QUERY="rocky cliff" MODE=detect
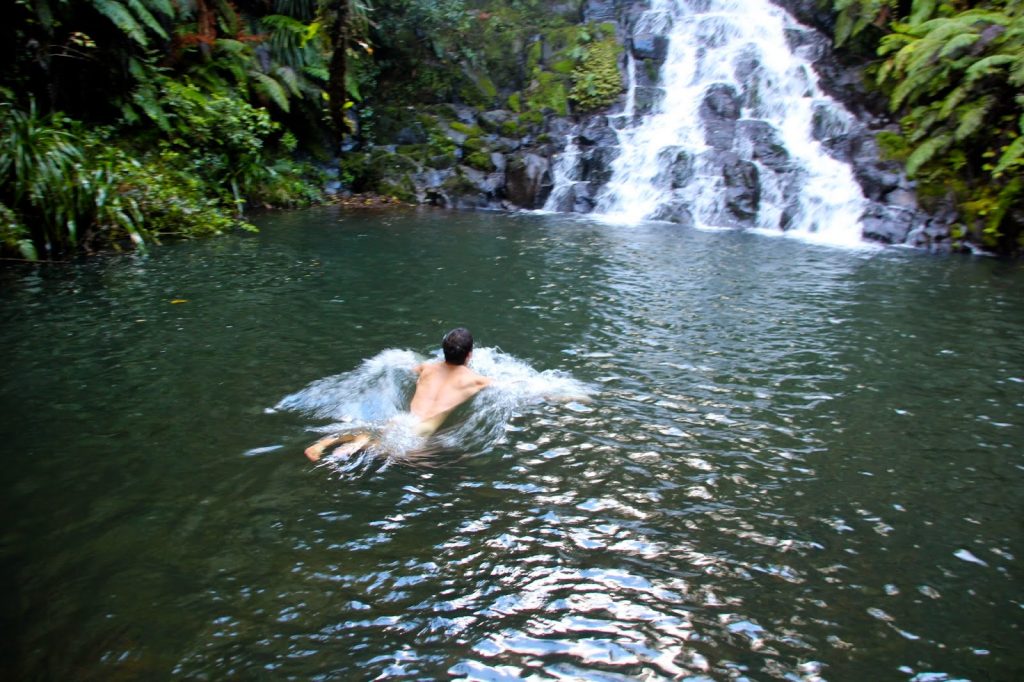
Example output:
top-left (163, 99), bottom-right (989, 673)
top-left (337, 0), bottom-right (953, 250)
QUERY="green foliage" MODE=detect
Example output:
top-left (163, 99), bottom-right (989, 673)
top-left (569, 38), bottom-right (623, 112)
top-left (91, 0), bottom-right (173, 47)
top-left (0, 101), bottom-right (148, 257)
top-left (464, 151), bottom-right (495, 171)
top-left (829, 0), bottom-right (1024, 251)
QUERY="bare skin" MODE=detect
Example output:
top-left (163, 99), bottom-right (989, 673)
top-left (304, 353), bottom-right (491, 462)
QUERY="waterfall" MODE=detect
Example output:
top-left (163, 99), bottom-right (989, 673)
top-left (547, 0), bottom-right (869, 247)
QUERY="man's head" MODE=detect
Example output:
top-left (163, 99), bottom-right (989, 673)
top-left (442, 327), bottom-right (474, 365)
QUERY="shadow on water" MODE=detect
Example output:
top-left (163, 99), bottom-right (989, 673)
top-left (0, 206), bottom-right (1021, 679)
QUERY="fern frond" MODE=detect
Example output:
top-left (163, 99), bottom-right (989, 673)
top-left (965, 54), bottom-right (1016, 82)
top-left (125, 0), bottom-right (169, 40)
top-left (938, 83), bottom-right (970, 118)
top-left (214, 38), bottom-right (249, 55)
top-left (93, 0), bottom-right (148, 46)
top-left (993, 136), bottom-right (1024, 175)
top-left (909, 0), bottom-right (938, 25)
top-left (955, 96), bottom-right (994, 140)
top-left (906, 132), bottom-right (952, 176)
top-left (146, 0), bottom-right (175, 17)
top-left (1009, 54), bottom-right (1024, 86)
top-left (303, 65), bottom-right (328, 81)
top-left (939, 32), bottom-right (979, 58)
top-left (251, 71), bottom-right (290, 111)
top-left (274, 65), bottom-right (301, 96)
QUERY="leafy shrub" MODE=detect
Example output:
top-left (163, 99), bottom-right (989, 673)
top-left (569, 38), bottom-right (623, 112)
top-left (829, 0), bottom-right (1024, 252)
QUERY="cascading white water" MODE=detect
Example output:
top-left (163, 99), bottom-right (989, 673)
top-left (551, 0), bottom-right (869, 247)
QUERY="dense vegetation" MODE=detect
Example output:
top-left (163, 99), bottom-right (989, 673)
top-left (828, 0), bottom-right (1024, 252)
top-left (3, 0), bottom-right (1020, 258)
top-left (1, 0), bottom-right (621, 261)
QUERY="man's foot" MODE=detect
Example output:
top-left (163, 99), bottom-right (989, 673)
top-left (305, 443), bottom-right (326, 462)
top-left (331, 434), bottom-right (371, 458)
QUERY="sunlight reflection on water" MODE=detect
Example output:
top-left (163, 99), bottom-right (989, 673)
top-left (0, 207), bottom-right (1021, 680)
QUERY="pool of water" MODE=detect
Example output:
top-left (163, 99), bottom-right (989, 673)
top-left (1, 207), bottom-right (1021, 680)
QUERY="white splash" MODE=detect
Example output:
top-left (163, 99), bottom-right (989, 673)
top-left (276, 348), bottom-right (592, 462)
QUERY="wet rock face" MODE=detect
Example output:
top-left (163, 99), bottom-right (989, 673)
top-left (656, 147), bottom-right (695, 189)
top-left (700, 83), bottom-right (741, 151)
top-left (631, 32), bottom-right (669, 61)
top-left (344, 0), bottom-right (954, 249)
top-left (737, 120), bottom-right (791, 172)
top-left (721, 153), bottom-right (761, 221)
top-left (505, 153), bottom-right (554, 209)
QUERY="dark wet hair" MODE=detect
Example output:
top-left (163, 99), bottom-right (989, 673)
top-left (442, 327), bottom-right (473, 365)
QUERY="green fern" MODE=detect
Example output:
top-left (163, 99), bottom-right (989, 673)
top-left (954, 96), bottom-right (995, 140)
top-left (906, 133), bottom-right (952, 176)
top-left (252, 71), bottom-right (291, 111)
top-left (94, 0), bottom-right (149, 46)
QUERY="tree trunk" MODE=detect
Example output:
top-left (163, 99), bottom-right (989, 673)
top-left (327, 0), bottom-right (349, 151)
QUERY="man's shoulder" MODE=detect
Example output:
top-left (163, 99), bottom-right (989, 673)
top-left (461, 367), bottom-right (491, 387)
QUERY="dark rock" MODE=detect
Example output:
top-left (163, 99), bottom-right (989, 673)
top-left (445, 103), bottom-right (480, 126)
top-left (570, 182), bottom-right (600, 213)
top-left (394, 125), bottom-right (427, 145)
top-left (737, 120), bottom-right (791, 171)
top-left (811, 102), bottom-right (857, 162)
top-left (860, 202), bottom-right (920, 244)
top-left (849, 134), bottom-right (902, 201)
top-left (700, 83), bottom-right (741, 151)
top-left (579, 146), bottom-right (620, 184)
top-left (576, 115), bottom-right (619, 147)
top-left (545, 116), bottom-right (575, 138)
top-left (504, 153), bottom-right (554, 209)
top-left (633, 86), bottom-right (666, 116)
top-left (650, 198), bottom-right (695, 226)
top-left (632, 32), bottom-right (669, 61)
top-left (479, 109), bottom-right (514, 135)
top-left (655, 146), bottom-right (694, 189)
top-left (784, 27), bottom-right (829, 64)
top-left (772, 0), bottom-right (835, 36)
top-left (721, 152), bottom-right (761, 220)
top-left (491, 152), bottom-right (507, 173)
top-left (546, 180), bottom-right (601, 213)
top-left (435, 166), bottom-right (505, 210)
top-left (583, 0), bottom-right (619, 22)
top-left (779, 199), bottom-right (802, 231)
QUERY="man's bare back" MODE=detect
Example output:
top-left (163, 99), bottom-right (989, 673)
top-left (409, 360), bottom-right (491, 434)
top-left (305, 328), bottom-right (490, 462)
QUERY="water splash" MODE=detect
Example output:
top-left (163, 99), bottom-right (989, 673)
top-left (275, 348), bottom-right (591, 466)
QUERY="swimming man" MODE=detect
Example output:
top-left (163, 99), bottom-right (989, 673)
top-left (304, 327), bottom-right (492, 461)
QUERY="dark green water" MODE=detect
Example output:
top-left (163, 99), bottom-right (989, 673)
top-left (1, 207), bottom-right (1021, 680)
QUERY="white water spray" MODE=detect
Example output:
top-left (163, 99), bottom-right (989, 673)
top-left (275, 348), bottom-right (591, 468)
top-left (550, 0), bottom-right (869, 247)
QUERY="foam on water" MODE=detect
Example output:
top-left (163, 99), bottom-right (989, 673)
top-left (275, 347), bottom-right (591, 465)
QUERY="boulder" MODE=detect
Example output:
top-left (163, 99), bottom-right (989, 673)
top-left (721, 152), bottom-right (761, 220)
top-left (583, 0), bottom-right (618, 22)
top-left (504, 153), bottom-right (554, 209)
top-left (699, 83), bottom-right (741, 151)
top-left (478, 109), bottom-right (514, 135)
top-left (576, 115), bottom-right (619, 147)
top-left (655, 146), bottom-right (694, 189)
top-left (633, 86), bottom-right (666, 116)
top-left (849, 134), bottom-right (902, 201)
top-left (650, 198), bottom-right (695, 226)
top-left (737, 120), bottom-right (791, 171)
top-left (632, 32), bottom-right (669, 61)
top-left (579, 146), bottom-right (620, 184)
top-left (860, 202), bottom-right (919, 244)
